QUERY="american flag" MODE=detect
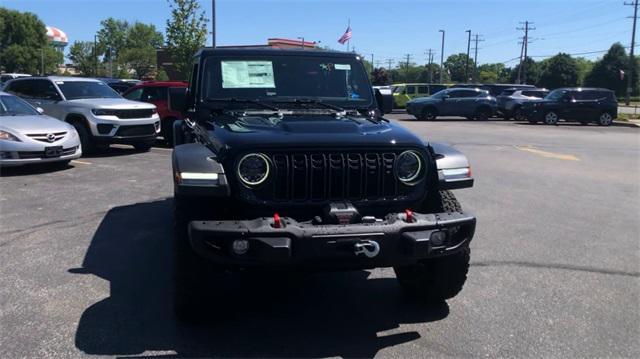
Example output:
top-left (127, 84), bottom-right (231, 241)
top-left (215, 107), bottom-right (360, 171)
top-left (338, 26), bottom-right (352, 44)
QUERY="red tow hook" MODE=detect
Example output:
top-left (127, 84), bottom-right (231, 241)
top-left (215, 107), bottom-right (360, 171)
top-left (273, 213), bottom-right (282, 228)
top-left (404, 209), bottom-right (414, 223)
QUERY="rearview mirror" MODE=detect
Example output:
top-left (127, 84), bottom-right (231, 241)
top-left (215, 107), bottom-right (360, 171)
top-left (168, 87), bottom-right (188, 113)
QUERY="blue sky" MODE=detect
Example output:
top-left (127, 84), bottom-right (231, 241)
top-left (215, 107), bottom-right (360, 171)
top-left (2, 0), bottom-right (634, 68)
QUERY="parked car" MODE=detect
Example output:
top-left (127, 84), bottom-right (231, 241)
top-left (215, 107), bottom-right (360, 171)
top-left (521, 88), bottom-right (618, 126)
top-left (95, 78), bottom-right (139, 94)
top-left (0, 91), bottom-right (81, 167)
top-left (166, 48), bottom-right (476, 320)
top-left (123, 81), bottom-right (188, 144)
top-left (392, 83), bottom-right (448, 108)
top-left (1, 73), bottom-right (32, 87)
top-left (497, 88), bottom-right (549, 120)
top-left (406, 87), bottom-right (498, 120)
top-left (4, 76), bottom-right (161, 153)
top-left (480, 83), bottom-right (536, 97)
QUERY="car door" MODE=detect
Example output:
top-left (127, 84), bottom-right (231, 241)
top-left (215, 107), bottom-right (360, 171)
top-left (562, 91), bottom-right (590, 120)
top-left (29, 79), bottom-right (65, 119)
top-left (439, 90), bottom-right (465, 115)
top-left (141, 87), bottom-right (167, 117)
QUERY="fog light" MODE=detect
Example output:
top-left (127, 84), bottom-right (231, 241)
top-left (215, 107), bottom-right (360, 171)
top-left (232, 239), bottom-right (249, 255)
top-left (430, 231), bottom-right (447, 246)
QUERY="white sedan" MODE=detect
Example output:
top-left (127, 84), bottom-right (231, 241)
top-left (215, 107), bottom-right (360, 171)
top-left (0, 91), bottom-right (81, 167)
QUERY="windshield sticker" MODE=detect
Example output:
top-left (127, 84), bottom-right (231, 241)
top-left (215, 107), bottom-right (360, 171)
top-left (55, 81), bottom-right (64, 85)
top-left (335, 64), bottom-right (351, 71)
top-left (221, 61), bottom-right (275, 88)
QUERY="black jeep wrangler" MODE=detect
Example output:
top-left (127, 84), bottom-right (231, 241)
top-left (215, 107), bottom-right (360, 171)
top-left (168, 48), bottom-right (476, 319)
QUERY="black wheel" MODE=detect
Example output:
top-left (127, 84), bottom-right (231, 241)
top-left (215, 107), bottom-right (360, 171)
top-left (133, 142), bottom-right (153, 152)
top-left (597, 111), bottom-right (613, 126)
top-left (162, 118), bottom-right (175, 147)
top-left (473, 107), bottom-right (490, 121)
top-left (396, 190), bottom-right (470, 302)
top-left (543, 111), bottom-right (559, 125)
top-left (501, 111), bottom-right (512, 120)
top-left (173, 194), bottom-right (223, 322)
top-left (422, 107), bottom-right (437, 120)
top-left (528, 118), bottom-right (538, 125)
top-left (71, 121), bottom-right (95, 155)
top-left (513, 107), bottom-right (526, 121)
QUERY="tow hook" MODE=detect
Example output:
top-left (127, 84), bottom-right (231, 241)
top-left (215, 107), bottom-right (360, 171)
top-left (354, 240), bottom-right (380, 258)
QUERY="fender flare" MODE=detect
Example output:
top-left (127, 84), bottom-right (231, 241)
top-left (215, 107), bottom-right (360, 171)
top-left (173, 142), bottom-right (230, 197)
top-left (428, 142), bottom-right (474, 190)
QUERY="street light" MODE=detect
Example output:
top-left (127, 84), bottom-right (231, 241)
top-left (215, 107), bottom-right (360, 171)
top-left (465, 30), bottom-right (471, 83)
top-left (439, 30), bottom-right (445, 84)
top-left (297, 36), bottom-right (305, 49)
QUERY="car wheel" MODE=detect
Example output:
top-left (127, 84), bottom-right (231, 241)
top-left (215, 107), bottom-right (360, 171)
top-left (579, 120), bottom-right (589, 126)
top-left (513, 107), bottom-right (526, 121)
top-left (598, 112), bottom-right (613, 126)
top-left (543, 111), bottom-right (559, 125)
top-left (71, 121), bottom-right (96, 155)
top-left (395, 190), bottom-right (470, 302)
top-left (422, 107), bottom-right (437, 120)
top-left (473, 107), bottom-right (490, 121)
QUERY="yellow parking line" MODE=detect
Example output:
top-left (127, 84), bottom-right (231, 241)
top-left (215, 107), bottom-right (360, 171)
top-left (515, 146), bottom-right (580, 161)
top-left (71, 159), bottom-right (92, 165)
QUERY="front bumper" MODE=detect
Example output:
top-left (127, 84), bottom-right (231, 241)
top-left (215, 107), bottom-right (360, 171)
top-left (188, 210), bottom-right (476, 269)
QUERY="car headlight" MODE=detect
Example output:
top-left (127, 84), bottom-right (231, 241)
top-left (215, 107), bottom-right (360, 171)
top-left (237, 153), bottom-right (270, 186)
top-left (395, 150), bottom-right (423, 184)
top-left (0, 130), bottom-right (20, 142)
top-left (91, 109), bottom-right (113, 116)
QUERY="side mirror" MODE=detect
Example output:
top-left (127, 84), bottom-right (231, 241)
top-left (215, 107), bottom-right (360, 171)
top-left (168, 87), bottom-right (188, 113)
top-left (36, 107), bottom-right (44, 114)
top-left (374, 88), bottom-right (393, 114)
top-left (442, 94), bottom-right (450, 101)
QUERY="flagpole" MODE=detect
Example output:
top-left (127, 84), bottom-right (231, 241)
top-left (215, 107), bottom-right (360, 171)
top-left (347, 18), bottom-right (350, 52)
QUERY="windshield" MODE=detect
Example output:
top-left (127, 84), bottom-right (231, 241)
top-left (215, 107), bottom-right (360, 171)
top-left (202, 55), bottom-right (373, 108)
top-left (431, 89), bottom-right (447, 99)
top-left (57, 81), bottom-right (121, 100)
top-left (393, 85), bottom-right (405, 94)
top-left (545, 89), bottom-right (566, 101)
top-left (0, 95), bottom-right (39, 116)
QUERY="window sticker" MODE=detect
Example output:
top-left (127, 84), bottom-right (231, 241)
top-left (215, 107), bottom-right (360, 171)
top-left (335, 64), bottom-right (351, 70)
top-left (221, 61), bottom-right (275, 88)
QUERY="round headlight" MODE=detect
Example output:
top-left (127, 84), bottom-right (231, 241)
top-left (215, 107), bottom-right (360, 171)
top-left (396, 150), bottom-right (422, 183)
top-left (237, 153), bottom-right (270, 186)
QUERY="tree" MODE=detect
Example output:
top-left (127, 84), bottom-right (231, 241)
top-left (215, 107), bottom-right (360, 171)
top-left (68, 41), bottom-right (98, 76)
top-left (165, 0), bottom-right (208, 79)
top-left (477, 63), bottom-right (509, 84)
top-left (509, 57), bottom-right (540, 85)
top-left (120, 22), bottom-right (163, 78)
top-left (370, 67), bottom-right (390, 85)
top-left (0, 8), bottom-right (62, 74)
top-left (585, 43), bottom-right (637, 97)
top-left (444, 53), bottom-right (475, 83)
top-left (574, 57), bottom-right (594, 86)
top-left (537, 53), bottom-right (579, 89)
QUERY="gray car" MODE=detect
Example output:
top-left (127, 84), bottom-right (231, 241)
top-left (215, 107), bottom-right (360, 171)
top-left (0, 91), bottom-right (81, 167)
top-left (496, 88), bottom-right (548, 120)
top-left (4, 76), bottom-right (160, 153)
top-left (406, 88), bottom-right (498, 120)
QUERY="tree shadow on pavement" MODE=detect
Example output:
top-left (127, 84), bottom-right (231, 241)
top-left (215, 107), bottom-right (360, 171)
top-left (72, 199), bottom-right (449, 358)
top-left (0, 162), bottom-right (74, 177)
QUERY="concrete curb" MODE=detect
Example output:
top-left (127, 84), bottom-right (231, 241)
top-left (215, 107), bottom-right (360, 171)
top-left (613, 120), bottom-right (640, 128)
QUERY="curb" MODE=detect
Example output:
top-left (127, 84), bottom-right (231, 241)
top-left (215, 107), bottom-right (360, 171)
top-left (613, 120), bottom-right (640, 128)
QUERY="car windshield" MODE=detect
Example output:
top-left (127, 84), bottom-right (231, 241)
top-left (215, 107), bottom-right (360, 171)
top-left (202, 54), bottom-right (373, 109)
top-left (57, 81), bottom-right (121, 100)
top-left (545, 89), bottom-right (566, 101)
top-left (0, 95), bottom-right (39, 116)
top-left (431, 89), bottom-right (447, 99)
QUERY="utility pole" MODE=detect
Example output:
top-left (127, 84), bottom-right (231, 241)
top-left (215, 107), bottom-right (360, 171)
top-left (41, 47), bottom-right (44, 75)
top-left (387, 58), bottom-right (393, 72)
top-left (211, 0), bottom-right (216, 47)
top-left (405, 54), bottom-right (412, 82)
top-left (625, 0), bottom-right (638, 105)
top-left (426, 49), bottom-right (434, 83)
top-left (517, 21), bottom-right (535, 84)
top-left (297, 36), bottom-right (305, 49)
top-left (465, 30), bottom-right (471, 83)
top-left (516, 38), bottom-right (525, 84)
top-left (94, 35), bottom-right (98, 76)
top-left (472, 34), bottom-right (484, 83)
top-left (371, 53), bottom-right (375, 74)
top-left (439, 30), bottom-right (445, 83)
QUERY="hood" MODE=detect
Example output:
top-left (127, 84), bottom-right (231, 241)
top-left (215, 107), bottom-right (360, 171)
top-left (66, 98), bottom-right (156, 109)
top-left (208, 114), bottom-right (425, 155)
top-left (0, 114), bottom-right (72, 134)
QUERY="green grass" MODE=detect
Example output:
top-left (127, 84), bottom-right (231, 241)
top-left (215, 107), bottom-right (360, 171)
top-left (617, 113), bottom-right (639, 121)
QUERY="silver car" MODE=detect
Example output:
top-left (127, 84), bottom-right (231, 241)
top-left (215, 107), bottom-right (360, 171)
top-left (0, 92), bottom-right (81, 167)
top-left (3, 76), bottom-right (160, 153)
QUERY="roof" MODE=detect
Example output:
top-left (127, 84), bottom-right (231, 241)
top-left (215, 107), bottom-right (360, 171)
top-left (134, 81), bottom-right (189, 88)
top-left (34, 76), bottom-right (102, 82)
top-left (195, 47), bottom-right (359, 58)
top-left (555, 87), bottom-right (614, 92)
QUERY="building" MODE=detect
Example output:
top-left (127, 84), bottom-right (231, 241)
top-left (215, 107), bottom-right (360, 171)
top-left (157, 38), bottom-right (319, 80)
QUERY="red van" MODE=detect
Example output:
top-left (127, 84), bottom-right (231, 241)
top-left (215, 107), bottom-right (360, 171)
top-left (123, 81), bottom-right (188, 145)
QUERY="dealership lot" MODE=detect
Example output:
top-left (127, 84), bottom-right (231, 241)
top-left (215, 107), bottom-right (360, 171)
top-left (1, 116), bottom-right (639, 358)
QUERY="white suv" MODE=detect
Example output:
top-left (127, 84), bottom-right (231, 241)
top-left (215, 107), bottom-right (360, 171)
top-left (4, 76), bottom-right (160, 153)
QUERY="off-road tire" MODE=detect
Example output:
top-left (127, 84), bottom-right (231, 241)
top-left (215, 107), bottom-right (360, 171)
top-left (71, 121), bottom-right (96, 155)
top-left (395, 190), bottom-right (470, 302)
top-left (173, 194), bottom-right (223, 322)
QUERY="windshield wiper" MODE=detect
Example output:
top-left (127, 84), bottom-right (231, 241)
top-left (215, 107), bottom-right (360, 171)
top-left (205, 97), bottom-right (280, 111)
top-left (273, 98), bottom-right (346, 113)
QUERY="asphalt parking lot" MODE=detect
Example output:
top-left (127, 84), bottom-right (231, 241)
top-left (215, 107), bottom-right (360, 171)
top-left (1, 115), bottom-right (639, 358)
